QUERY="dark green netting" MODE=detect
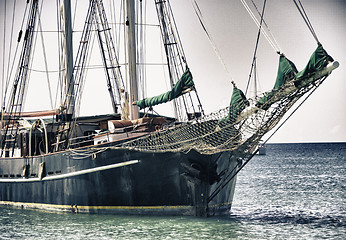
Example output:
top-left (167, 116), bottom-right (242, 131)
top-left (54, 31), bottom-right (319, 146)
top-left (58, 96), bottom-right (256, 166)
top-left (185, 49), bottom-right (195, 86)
top-left (135, 68), bottom-right (194, 109)
top-left (294, 44), bottom-right (334, 87)
top-left (256, 55), bottom-right (297, 109)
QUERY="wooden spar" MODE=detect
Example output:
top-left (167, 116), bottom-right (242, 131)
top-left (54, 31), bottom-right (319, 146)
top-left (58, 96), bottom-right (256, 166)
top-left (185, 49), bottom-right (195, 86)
top-left (126, 0), bottom-right (139, 120)
top-left (0, 110), bottom-right (58, 118)
top-left (63, 0), bottom-right (75, 117)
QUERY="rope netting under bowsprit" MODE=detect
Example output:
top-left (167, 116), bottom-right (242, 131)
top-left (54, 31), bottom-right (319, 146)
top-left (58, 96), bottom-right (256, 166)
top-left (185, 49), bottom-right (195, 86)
top-left (117, 107), bottom-right (260, 155)
top-left (116, 72), bottom-right (327, 155)
top-left (67, 72), bottom-right (328, 160)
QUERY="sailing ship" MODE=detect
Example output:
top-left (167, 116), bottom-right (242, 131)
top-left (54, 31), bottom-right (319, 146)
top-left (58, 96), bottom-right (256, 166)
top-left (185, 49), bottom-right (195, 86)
top-left (0, 0), bottom-right (339, 216)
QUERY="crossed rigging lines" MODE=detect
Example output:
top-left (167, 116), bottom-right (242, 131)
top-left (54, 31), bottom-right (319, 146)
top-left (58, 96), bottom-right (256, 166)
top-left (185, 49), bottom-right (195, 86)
top-left (0, 0), bottom-right (204, 154)
top-left (0, 0), bottom-right (39, 157)
top-left (0, 0), bottom-right (322, 156)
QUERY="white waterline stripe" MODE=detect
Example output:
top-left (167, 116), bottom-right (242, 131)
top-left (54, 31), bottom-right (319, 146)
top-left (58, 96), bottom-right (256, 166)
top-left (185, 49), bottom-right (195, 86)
top-left (0, 160), bottom-right (139, 183)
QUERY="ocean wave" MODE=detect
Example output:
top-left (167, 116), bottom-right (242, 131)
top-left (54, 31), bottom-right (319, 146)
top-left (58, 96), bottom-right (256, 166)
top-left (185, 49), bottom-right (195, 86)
top-left (230, 208), bottom-right (345, 227)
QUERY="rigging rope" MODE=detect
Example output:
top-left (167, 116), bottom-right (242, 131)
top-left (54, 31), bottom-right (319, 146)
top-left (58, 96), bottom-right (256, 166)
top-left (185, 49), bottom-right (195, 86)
top-left (37, 3), bottom-right (54, 110)
top-left (20, 0), bottom-right (42, 112)
top-left (1, 0), bottom-right (40, 156)
top-left (72, 0), bottom-right (78, 30)
top-left (250, 0), bottom-right (281, 54)
top-left (119, 70), bottom-right (329, 155)
top-left (240, 0), bottom-right (281, 53)
top-left (293, 0), bottom-right (320, 43)
top-left (208, 75), bottom-right (329, 202)
top-left (190, 0), bottom-right (234, 84)
top-left (1, 0), bottom-right (7, 112)
top-left (263, 77), bottom-right (326, 146)
top-left (5, 0), bottom-right (17, 96)
top-left (56, 0), bottom-right (64, 111)
top-left (245, 0), bottom-right (267, 96)
top-left (2, 0), bottom-right (30, 110)
top-left (137, 0), bottom-right (147, 101)
top-left (154, 0), bottom-right (203, 121)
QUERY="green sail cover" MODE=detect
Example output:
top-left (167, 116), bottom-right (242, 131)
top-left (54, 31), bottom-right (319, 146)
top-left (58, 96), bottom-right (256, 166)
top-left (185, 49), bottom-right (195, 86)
top-left (229, 87), bottom-right (249, 120)
top-left (135, 68), bottom-right (194, 109)
top-left (256, 55), bottom-right (298, 109)
top-left (219, 86), bottom-right (249, 127)
top-left (273, 55), bottom-right (298, 89)
top-left (294, 44), bottom-right (333, 86)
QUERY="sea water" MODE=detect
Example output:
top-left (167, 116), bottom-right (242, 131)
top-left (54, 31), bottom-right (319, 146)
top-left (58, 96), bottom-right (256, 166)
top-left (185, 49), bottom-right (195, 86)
top-left (0, 143), bottom-right (345, 239)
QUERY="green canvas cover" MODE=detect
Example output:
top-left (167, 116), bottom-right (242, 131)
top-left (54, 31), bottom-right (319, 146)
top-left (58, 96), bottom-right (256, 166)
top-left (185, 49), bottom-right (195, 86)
top-left (256, 55), bottom-right (297, 109)
top-left (273, 55), bottom-right (298, 89)
top-left (218, 86), bottom-right (249, 127)
top-left (229, 87), bottom-right (250, 120)
top-left (135, 68), bottom-right (194, 109)
top-left (294, 44), bottom-right (334, 84)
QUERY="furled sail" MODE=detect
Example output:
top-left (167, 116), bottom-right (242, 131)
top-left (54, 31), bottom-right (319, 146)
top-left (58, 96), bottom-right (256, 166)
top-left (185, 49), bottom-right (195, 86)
top-left (294, 44), bottom-right (334, 87)
top-left (135, 68), bottom-right (194, 109)
top-left (218, 85), bottom-right (249, 127)
top-left (256, 54), bottom-right (298, 110)
top-left (229, 86), bottom-right (250, 121)
top-left (256, 44), bottom-right (333, 110)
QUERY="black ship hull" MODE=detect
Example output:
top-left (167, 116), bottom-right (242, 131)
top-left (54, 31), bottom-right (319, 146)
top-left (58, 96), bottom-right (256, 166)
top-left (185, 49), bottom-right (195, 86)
top-left (0, 143), bottom-right (238, 216)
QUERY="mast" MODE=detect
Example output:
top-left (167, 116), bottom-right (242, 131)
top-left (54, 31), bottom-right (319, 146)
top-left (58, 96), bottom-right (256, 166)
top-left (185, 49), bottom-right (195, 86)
top-left (63, 0), bottom-right (75, 118)
top-left (126, 0), bottom-right (139, 120)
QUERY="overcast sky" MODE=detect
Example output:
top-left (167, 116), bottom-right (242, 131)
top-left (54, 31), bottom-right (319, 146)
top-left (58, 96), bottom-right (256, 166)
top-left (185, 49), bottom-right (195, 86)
top-left (0, 0), bottom-right (345, 143)
top-left (171, 0), bottom-right (346, 143)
